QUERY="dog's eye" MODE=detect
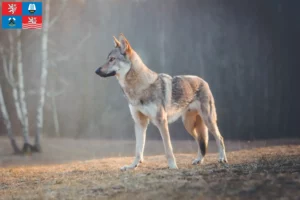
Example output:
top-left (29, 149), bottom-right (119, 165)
top-left (109, 57), bottom-right (115, 62)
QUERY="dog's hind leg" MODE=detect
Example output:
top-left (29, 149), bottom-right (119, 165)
top-left (182, 110), bottom-right (208, 165)
top-left (121, 105), bottom-right (149, 171)
top-left (199, 100), bottom-right (227, 163)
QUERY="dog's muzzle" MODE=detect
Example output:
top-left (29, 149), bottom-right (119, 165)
top-left (95, 67), bottom-right (116, 77)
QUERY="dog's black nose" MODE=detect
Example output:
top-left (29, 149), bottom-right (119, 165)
top-left (95, 67), bottom-right (107, 77)
top-left (95, 67), bottom-right (116, 77)
top-left (95, 68), bottom-right (101, 75)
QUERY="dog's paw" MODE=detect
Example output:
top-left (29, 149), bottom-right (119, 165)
top-left (218, 158), bottom-right (228, 164)
top-left (168, 165), bottom-right (178, 169)
top-left (192, 158), bottom-right (204, 165)
top-left (168, 162), bottom-right (178, 170)
top-left (120, 165), bottom-right (137, 171)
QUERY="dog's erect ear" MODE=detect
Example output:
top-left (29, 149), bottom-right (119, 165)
top-left (113, 36), bottom-right (121, 48)
top-left (118, 33), bottom-right (131, 54)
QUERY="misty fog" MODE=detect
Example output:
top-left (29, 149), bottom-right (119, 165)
top-left (0, 0), bottom-right (299, 144)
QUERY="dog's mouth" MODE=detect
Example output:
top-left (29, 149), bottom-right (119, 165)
top-left (95, 68), bottom-right (116, 77)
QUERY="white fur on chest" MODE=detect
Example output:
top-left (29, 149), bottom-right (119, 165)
top-left (136, 103), bottom-right (158, 119)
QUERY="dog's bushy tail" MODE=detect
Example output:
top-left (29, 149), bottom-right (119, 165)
top-left (199, 131), bottom-right (208, 156)
top-left (195, 115), bottom-right (209, 156)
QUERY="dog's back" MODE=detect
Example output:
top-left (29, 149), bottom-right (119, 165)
top-left (157, 74), bottom-right (216, 124)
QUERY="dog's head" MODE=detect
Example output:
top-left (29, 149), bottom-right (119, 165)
top-left (95, 34), bottom-right (132, 78)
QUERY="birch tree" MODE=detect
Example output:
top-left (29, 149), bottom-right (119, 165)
top-left (34, 0), bottom-right (51, 151)
top-left (46, 73), bottom-right (69, 137)
top-left (0, 32), bottom-right (31, 153)
top-left (35, 0), bottom-right (90, 149)
top-left (0, 85), bottom-right (21, 153)
top-left (0, 34), bottom-right (23, 128)
top-left (35, 0), bottom-right (70, 150)
top-left (16, 30), bottom-right (32, 153)
top-left (0, 43), bottom-right (21, 154)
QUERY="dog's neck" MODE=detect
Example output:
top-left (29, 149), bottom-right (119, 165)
top-left (117, 50), bottom-right (158, 91)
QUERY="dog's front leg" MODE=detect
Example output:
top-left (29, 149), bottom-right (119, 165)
top-left (121, 106), bottom-right (149, 171)
top-left (153, 109), bottom-right (178, 169)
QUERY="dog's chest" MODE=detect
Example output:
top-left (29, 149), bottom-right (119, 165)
top-left (121, 87), bottom-right (159, 118)
top-left (121, 87), bottom-right (142, 106)
top-left (137, 103), bottom-right (159, 118)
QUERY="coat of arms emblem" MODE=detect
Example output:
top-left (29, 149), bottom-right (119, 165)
top-left (28, 3), bottom-right (36, 14)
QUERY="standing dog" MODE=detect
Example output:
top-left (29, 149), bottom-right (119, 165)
top-left (95, 34), bottom-right (227, 171)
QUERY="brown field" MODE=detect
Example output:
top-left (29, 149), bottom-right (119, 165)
top-left (0, 137), bottom-right (300, 200)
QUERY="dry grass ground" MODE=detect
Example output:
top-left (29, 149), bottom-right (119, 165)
top-left (0, 138), bottom-right (300, 200)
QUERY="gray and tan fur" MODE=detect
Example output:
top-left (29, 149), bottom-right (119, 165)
top-left (95, 34), bottom-right (227, 170)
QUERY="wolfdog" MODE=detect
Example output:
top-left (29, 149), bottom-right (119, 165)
top-left (95, 34), bottom-right (227, 171)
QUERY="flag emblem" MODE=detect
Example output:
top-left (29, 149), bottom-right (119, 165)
top-left (28, 3), bottom-right (36, 14)
top-left (8, 17), bottom-right (16, 26)
top-left (2, 16), bottom-right (22, 29)
top-left (22, 16), bottom-right (42, 29)
top-left (2, 2), bottom-right (22, 16)
top-left (22, 2), bottom-right (42, 16)
top-left (2, 1), bottom-right (42, 30)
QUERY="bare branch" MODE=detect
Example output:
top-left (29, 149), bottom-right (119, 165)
top-left (46, 88), bottom-right (65, 98)
top-left (46, 76), bottom-right (69, 97)
top-left (55, 27), bottom-right (92, 62)
top-left (49, 60), bottom-right (58, 68)
top-left (48, 0), bottom-right (68, 29)
top-left (59, 76), bottom-right (70, 87)
top-left (28, 75), bottom-right (69, 97)
top-left (48, 46), bottom-right (64, 57)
